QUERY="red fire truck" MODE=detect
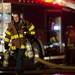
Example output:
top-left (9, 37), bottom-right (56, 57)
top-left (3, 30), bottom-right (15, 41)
top-left (0, 0), bottom-right (75, 72)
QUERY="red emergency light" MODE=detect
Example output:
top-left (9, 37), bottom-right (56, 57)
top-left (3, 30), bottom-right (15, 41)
top-left (42, 0), bottom-right (64, 7)
top-left (3, 0), bottom-right (64, 8)
top-left (43, 0), bottom-right (54, 3)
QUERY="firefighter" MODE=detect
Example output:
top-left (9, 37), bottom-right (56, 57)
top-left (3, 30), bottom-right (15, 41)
top-left (49, 31), bottom-right (59, 45)
top-left (65, 25), bottom-right (75, 65)
top-left (3, 12), bottom-right (35, 75)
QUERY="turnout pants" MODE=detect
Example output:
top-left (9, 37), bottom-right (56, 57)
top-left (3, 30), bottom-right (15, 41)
top-left (15, 48), bottom-right (25, 74)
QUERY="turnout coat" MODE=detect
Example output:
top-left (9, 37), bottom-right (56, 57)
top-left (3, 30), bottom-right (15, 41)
top-left (4, 20), bottom-right (35, 50)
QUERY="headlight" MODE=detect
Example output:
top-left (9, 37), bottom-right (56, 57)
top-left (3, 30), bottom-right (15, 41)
top-left (0, 53), bottom-right (4, 61)
top-left (0, 56), bottom-right (2, 60)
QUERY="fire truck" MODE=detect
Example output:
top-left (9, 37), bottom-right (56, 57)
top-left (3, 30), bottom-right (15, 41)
top-left (0, 0), bottom-right (75, 71)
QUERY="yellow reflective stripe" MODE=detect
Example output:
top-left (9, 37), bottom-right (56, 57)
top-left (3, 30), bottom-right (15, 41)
top-left (11, 34), bottom-right (24, 40)
top-left (4, 38), bottom-right (10, 42)
top-left (19, 34), bottom-right (24, 38)
top-left (11, 36), bottom-right (14, 40)
top-left (10, 46), bottom-right (16, 50)
top-left (8, 43), bottom-right (12, 47)
top-left (14, 34), bottom-right (19, 39)
top-left (29, 24), bottom-right (35, 31)
top-left (21, 45), bottom-right (26, 49)
top-left (12, 46), bottom-right (16, 50)
top-left (30, 31), bottom-right (35, 35)
top-left (11, 34), bottom-right (18, 40)
top-left (6, 31), bottom-right (11, 35)
top-left (10, 45), bottom-right (26, 50)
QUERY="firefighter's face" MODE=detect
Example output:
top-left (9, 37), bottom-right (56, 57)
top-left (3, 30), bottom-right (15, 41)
top-left (13, 14), bottom-right (20, 23)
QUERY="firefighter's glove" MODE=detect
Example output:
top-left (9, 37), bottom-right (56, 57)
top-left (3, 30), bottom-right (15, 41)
top-left (25, 50), bottom-right (34, 59)
top-left (3, 60), bottom-right (8, 67)
top-left (10, 50), bottom-right (14, 56)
